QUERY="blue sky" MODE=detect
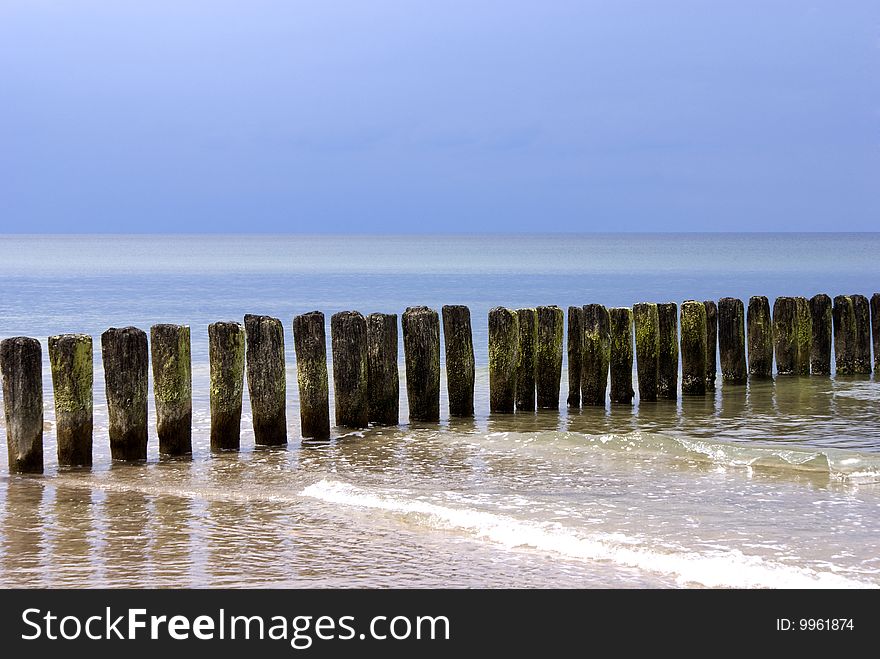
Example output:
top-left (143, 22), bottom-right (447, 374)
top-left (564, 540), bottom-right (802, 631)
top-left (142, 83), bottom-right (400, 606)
top-left (1, 1), bottom-right (877, 233)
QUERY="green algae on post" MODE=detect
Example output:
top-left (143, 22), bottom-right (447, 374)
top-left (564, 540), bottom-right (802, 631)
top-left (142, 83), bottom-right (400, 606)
top-left (366, 312), bottom-right (399, 426)
top-left (581, 304), bottom-right (610, 406)
top-left (851, 294), bottom-right (872, 374)
top-left (331, 311), bottom-right (369, 429)
top-left (680, 301), bottom-right (707, 395)
top-left (872, 293), bottom-right (880, 374)
top-left (747, 296), bottom-right (773, 378)
top-left (441, 305), bottom-right (474, 418)
top-left (402, 306), bottom-right (441, 423)
top-left (809, 294), bottom-right (832, 376)
top-left (536, 305), bottom-right (564, 409)
top-left (515, 308), bottom-right (537, 412)
top-left (633, 302), bottom-right (659, 402)
top-left (718, 298), bottom-right (746, 384)
top-left (150, 324), bottom-right (192, 456)
top-left (772, 297), bottom-right (798, 376)
top-left (208, 321), bottom-right (245, 451)
top-left (101, 326), bottom-right (149, 461)
top-left (488, 307), bottom-right (518, 413)
top-left (1, 337), bottom-right (43, 473)
top-left (794, 297), bottom-right (812, 376)
top-left (703, 300), bottom-right (717, 391)
top-left (656, 302), bottom-right (678, 399)
top-left (609, 307), bottom-right (634, 404)
top-left (293, 311), bottom-right (331, 438)
top-left (244, 314), bottom-right (287, 445)
top-left (48, 333), bottom-right (93, 466)
top-left (566, 306), bottom-right (582, 408)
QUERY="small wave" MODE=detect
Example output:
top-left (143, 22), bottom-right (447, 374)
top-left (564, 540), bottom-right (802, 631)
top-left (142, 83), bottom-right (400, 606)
top-left (301, 479), bottom-right (876, 589)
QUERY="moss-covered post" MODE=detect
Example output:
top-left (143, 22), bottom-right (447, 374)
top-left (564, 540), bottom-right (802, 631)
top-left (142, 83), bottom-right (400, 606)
top-left (657, 302), bottom-right (678, 399)
top-left (489, 307), bottom-right (518, 413)
top-left (566, 306), bottom-right (583, 408)
top-left (208, 321), bottom-right (245, 451)
top-left (366, 312), bottom-right (399, 426)
top-left (515, 308), bottom-right (537, 412)
top-left (244, 314), bottom-right (287, 446)
top-left (101, 327), bottom-right (148, 461)
top-left (1, 337), bottom-right (43, 473)
top-left (48, 333), bottom-right (92, 466)
top-left (402, 306), bottom-right (441, 422)
top-left (293, 311), bottom-right (331, 438)
top-left (581, 304), bottom-right (610, 406)
top-left (718, 298), bottom-right (746, 384)
top-left (872, 293), bottom-right (880, 374)
top-left (772, 297), bottom-right (798, 376)
top-left (441, 305), bottom-right (474, 418)
top-left (150, 324), bottom-right (192, 456)
top-left (609, 307), bottom-right (634, 404)
top-left (633, 303), bottom-right (659, 401)
top-left (833, 295), bottom-right (856, 375)
top-left (536, 305), bottom-right (564, 409)
top-left (747, 296), bottom-right (773, 378)
top-left (703, 300), bottom-right (717, 391)
top-left (794, 297), bottom-right (812, 376)
top-left (809, 294), bottom-right (832, 376)
top-left (852, 294), bottom-right (873, 374)
top-left (680, 301), bottom-right (707, 395)
top-left (331, 311), bottom-right (369, 428)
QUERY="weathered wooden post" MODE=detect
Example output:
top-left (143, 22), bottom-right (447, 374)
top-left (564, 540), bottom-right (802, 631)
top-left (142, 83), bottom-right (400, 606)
top-left (657, 302), bottom-right (678, 399)
top-left (609, 307), bottom-right (634, 404)
top-left (515, 308), bottom-right (537, 412)
top-left (402, 306), bottom-right (441, 422)
top-left (441, 305), bottom-right (474, 418)
top-left (809, 294), bottom-right (832, 376)
top-left (293, 311), bottom-right (331, 438)
top-left (536, 305), bottom-right (564, 409)
top-left (703, 300), bottom-right (717, 391)
top-left (48, 333), bottom-right (92, 466)
top-left (833, 295), bottom-right (856, 375)
top-left (150, 324), bottom-right (192, 456)
top-left (794, 297), bottom-right (812, 376)
top-left (208, 321), bottom-right (245, 451)
top-left (747, 296), bottom-right (773, 378)
top-left (852, 294), bottom-right (873, 374)
top-left (366, 312), bottom-right (399, 425)
top-left (1, 337), bottom-right (43, 473)
top-left (101, 327), bottom-right (148, 461)
top-left (244, 314), bottom-right (287, 445)
top-left (489, 307), bottom-right (518, 413)
top-left (566, 306), bottom-right (583, 408)
top-left (772, 297), bottom-right (798, 376)
top-left (633, 303), bottom-right (659, 401)
top-left (331, 311), bottom-right (369, 428)
top-left (581, 304), bottom-right (610, 406)
top-left (718, 297), bottom-right (746, 384)
top-left (680, 301), bottom-right (707, 395)
top-left (872, 293), bottom-right (880, 374)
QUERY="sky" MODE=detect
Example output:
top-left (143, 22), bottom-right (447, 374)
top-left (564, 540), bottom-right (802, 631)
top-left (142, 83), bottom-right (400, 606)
top-left (0, 1), bottom-right (877, 233)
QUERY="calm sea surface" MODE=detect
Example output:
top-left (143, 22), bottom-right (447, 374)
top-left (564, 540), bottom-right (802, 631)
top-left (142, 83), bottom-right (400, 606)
top-left (1, 234), bottom-right (879, 588)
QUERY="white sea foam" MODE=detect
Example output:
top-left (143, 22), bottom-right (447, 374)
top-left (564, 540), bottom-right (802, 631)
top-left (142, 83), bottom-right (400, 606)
top-left (301, 479), bottom-right (877, 589)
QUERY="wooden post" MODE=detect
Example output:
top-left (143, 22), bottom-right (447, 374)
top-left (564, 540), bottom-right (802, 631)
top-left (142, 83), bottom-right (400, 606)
top-left (101, 327), bottom-right (148, 461)
top-left (747, 296), bottom-right (773, 378)
top-left (244, 314), bottom-right (287, 445)
top-left (852, 294), bottom-right (872, 374)
top-left (633, 302), bottom-right (659, 402)
top-left (657, 302), bottom-right (678, 399)
top-left (872, 293), bottom-right (880, 374)
top-left (1, 337), bottom-right (43, 473)
top-left (718, 298), bottom-right (746, 384)
top-left (366, 312), bottom-right (399, 426)
top-left (48, 333), bottom-right (92, 466)
top-left (772, 297), bottom-right (798, 376)
top-left (794, 296), bottom-right (812, 376)
top-left (680, 301), bottom-right (707, 395)
top-left (581, 304), bottom-right (610, 406)
top-left (609, 307), bottom-right (634, 404)
top-left (703, 300), bottom-right (717, 391)
top-left (536, 305), bottom-right (564, 409)
top-left (566, 306), bottom-right (582, 408)
top-left (441, 305), bottom-right (474, 418)
top-left (402, 306), bottom-right (441, 422)
top-left (809, 294), bottom-right (832, 376)
top-left (515, 308), bottom-right (537, 412)
top-left (293, 311), bottom-right (331, 438)
top-left (150, 324), bottom-right (192, 456)
top-left (331, 311), bottom-right (369, 428)
top-left (208, 321), bottom-right (245, 451)
top-left (833, 295), bottom-right (857, 375)
top-left (488, 307), bottom-right (518, 413)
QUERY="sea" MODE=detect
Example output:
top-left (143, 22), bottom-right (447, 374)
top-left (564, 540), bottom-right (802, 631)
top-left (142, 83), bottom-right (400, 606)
top-left (0, 233), bottom-right (878, 588)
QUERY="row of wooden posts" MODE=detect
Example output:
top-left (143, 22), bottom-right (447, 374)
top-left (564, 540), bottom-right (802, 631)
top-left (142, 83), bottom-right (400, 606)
top-left (2, 294), bottom-right (879, 473)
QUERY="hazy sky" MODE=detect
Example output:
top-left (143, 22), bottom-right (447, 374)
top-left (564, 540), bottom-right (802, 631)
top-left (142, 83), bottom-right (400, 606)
top-left (1, 1), bottom-right (877, 232)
